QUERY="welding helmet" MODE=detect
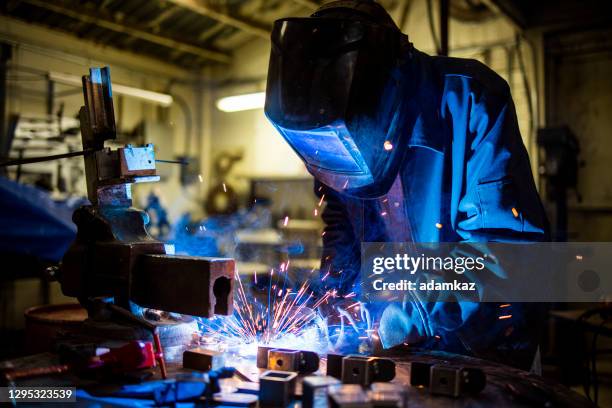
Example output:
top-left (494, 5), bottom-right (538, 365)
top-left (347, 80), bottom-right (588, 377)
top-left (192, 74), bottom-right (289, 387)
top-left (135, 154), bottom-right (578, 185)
top-left (265, 0), bottom-right (416, 198)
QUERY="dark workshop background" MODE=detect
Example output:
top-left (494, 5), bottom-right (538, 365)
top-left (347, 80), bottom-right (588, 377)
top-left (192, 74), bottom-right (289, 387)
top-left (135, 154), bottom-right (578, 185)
top-left (0, 0), bottom-right (611, 404)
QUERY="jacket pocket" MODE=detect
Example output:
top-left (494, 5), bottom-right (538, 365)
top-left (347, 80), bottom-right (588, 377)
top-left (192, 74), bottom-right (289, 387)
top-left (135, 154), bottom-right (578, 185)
top-left (476, 177), bottom-right (524, 232)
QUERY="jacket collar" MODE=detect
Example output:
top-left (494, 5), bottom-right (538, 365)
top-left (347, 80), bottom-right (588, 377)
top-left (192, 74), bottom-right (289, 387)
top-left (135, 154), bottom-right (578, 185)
top-left (406, 51), bottom-right (445, 153)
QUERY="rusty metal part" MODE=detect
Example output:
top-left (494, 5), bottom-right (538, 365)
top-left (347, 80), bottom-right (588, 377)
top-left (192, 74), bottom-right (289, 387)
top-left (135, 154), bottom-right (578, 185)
top-left (341, 355), bottom-right (396, 386)
top-left (257, 346), bottom-right (273, 369)
top-left (258, 370), bottom-right (297, 407)
top-left (267, 349), bottom-right (299, 372)
top-left (3, 365), bottom-right (70, 382)
top-left (79, 68), bottom-right (158, 206)
top-left (183, 348), bottom-right (226, 372)
top-left (132, 255), bottom-right (234, 317)
top-left (266, 348), bottom-right (320, 374)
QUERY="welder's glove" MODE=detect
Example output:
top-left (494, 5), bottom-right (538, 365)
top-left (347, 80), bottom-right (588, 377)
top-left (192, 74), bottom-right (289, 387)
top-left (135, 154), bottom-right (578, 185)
top-left (378, 302), bottom-right (428, 348)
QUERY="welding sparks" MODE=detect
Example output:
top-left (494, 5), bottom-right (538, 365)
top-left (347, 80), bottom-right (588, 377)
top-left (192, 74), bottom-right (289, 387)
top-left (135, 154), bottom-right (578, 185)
top-left (197, 262), bottom-right (333, 353)
top-left (318, 194), bottom-right (325, 207)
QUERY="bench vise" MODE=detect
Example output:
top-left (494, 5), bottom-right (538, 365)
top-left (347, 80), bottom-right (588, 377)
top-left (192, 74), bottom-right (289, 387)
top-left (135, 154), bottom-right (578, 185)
top-left (55, 67), bottom-right (234, 318)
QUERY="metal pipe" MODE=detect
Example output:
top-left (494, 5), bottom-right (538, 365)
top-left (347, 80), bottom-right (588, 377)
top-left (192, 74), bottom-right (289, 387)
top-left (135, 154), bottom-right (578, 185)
top-left (46, 77), bottom-right (54, 116)
top-left (0, 42), bottom-right (10, 166)
top-left (0, 148), bottom-right (94, 167)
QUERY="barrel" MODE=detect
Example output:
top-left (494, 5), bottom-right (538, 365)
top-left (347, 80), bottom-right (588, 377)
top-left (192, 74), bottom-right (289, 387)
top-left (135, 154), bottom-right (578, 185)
top-left (24, 303), bottom-right (87, 354)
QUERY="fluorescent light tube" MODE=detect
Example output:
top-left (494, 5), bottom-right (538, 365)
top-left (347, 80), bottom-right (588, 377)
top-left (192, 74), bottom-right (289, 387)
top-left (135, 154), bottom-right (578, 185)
top-left (49, 71), bottom-right (173, 107)
top-left (216, 91), bottom-right (265, 112)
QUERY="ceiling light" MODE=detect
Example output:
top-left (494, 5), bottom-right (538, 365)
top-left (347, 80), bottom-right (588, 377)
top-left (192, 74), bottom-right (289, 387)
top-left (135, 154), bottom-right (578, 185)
top-left (49, 71), bottom-right (173, 107)
top-left (216, 92), bottom-right (265, 112)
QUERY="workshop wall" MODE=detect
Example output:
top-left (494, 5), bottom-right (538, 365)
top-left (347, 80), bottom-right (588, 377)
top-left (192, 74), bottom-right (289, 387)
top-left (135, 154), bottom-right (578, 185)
top-left (210, 36), bottom-right (310, 198)
top-left (544, 27), bottom-right (612, 241)
top-left (208, 0), bottom-right (540, 199)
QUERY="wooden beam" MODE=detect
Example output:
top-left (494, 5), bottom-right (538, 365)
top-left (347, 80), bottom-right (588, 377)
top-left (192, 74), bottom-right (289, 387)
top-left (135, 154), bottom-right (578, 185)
top-left (480, 0), bottom-right (527, 30)
top-left (148, 6), bottom-right (181, 29)
top-left (20, 0), bottom-right (231, 63)
top-left (165, 0), bottom-right (270, 39)
top-left (198, 22), bottom-right (225, 42)
top-left (292, 0), bottom-right (320, 10)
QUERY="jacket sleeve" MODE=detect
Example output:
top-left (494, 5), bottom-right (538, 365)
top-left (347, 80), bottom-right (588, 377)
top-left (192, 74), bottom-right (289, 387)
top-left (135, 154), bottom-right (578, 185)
top-left (315, 180), bottom-right (362, 296)
top-left (451, 76), bottom-right (550, 242)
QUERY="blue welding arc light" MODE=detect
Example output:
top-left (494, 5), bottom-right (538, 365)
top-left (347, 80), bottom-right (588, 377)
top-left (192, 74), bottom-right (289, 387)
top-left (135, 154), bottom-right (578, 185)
top-left (274, 122), bottom-right (371, 176)
top-left (89, 66), bottom-right (113, 97)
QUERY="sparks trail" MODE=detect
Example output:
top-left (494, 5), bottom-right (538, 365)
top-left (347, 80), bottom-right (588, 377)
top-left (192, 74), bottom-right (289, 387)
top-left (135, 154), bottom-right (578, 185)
top-left (197, 264), bottom-right (338, 347)
top-left (197, 260), bottom-right (370, 356)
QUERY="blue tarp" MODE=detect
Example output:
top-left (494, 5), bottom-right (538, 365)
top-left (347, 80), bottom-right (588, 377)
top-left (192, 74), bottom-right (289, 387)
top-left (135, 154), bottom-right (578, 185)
top-left (0, 176), bottom-right (77, 262)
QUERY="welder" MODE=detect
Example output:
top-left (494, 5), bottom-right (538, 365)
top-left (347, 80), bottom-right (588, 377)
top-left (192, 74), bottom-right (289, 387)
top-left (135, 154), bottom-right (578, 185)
top-left (264, 0), bottom-right (549, 370)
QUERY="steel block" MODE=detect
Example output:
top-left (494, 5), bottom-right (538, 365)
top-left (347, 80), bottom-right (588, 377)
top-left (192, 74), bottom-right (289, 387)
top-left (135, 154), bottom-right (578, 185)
top-left (341, 356), bottom-right (395, 386)
top-left (182, 348), bottom-right (225, 372)
top-left (259, 370), bottom-right (297, 407)
top-left (327, 353), bottom-right (344, 379)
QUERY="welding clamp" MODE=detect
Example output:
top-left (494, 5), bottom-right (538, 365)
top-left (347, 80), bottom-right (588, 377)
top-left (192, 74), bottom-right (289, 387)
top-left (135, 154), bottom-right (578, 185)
top-left (256, 346), bottom-right (320, 374)
top-left (326, 354), bottom-right (395, 386)
top-left (428, 365), bottom-right (486, 398)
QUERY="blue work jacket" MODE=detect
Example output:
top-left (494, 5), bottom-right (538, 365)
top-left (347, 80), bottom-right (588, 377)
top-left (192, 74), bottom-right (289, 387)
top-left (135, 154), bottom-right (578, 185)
top-left (317, 51), bottom-right (549, 368)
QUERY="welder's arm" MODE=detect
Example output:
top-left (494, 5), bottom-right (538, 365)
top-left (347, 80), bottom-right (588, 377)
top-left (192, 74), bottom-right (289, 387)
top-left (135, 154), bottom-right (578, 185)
top-left (315, 180), bottom-right (361, 296)
top-left (455, 82), bottom-right (549, 242)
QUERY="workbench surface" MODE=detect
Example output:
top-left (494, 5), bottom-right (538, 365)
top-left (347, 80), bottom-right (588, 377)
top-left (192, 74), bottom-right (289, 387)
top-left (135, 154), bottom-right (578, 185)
top-left (1, 350), bottom-right (592, 407)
